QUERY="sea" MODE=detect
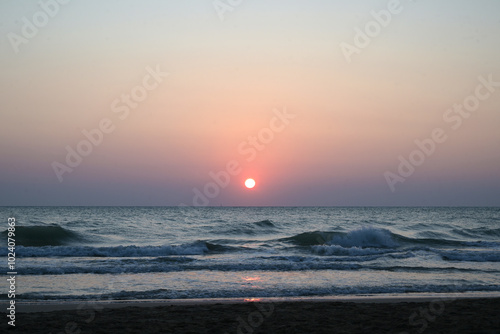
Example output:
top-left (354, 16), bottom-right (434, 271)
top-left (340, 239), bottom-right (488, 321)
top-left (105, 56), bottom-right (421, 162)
top-left (1, 207), bottom-right (499, 302)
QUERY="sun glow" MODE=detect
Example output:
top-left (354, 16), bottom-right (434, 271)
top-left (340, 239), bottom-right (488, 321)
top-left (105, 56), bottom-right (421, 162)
top-left (244, 178), bottom-right (256, 189)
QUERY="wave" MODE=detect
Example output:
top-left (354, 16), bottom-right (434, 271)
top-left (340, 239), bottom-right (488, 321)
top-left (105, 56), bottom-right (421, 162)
top-left (1, 224), bottom-right (83, 246)
top-left (280, 231), bottom-right (336, 246)
top-left (3, 224), bottom-right (499, 265)
top-left (282, 227), bottom-right (397, 248)
top-left (14, 261), bottom-right (500, 276)
top-left (253, 219), bottom-right (276, 228)
top-left (438, 250), bottom-right (500, 262)
top-left (393, 235), bottom-right (500, 248)
top-left (16, 248), bottom-right (500, 275)
top-left (16, 260), bottom-right (365, 275)
top-left (312, 244), bottom-right (398, 256)
top-left (451, 227), bottom-right (500, 239)
top-left (331, 227), bottom-right (398, 248)
top-left (282, 227), bottom-right (500, 250)
top-left (219, 219), bottom-right (277, 235)
top-left (15, 284), bottom-right (500, 301)
top-left (8, 241), bottom-right (227, 257)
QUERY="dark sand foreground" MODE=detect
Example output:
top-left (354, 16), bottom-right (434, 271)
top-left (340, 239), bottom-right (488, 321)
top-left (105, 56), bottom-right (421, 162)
top-left (3, 298), bottom-right (500, 333)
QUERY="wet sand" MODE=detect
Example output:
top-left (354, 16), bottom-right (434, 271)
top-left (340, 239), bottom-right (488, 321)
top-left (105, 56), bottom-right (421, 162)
top-left (3, 297), bottom-right (500, 333)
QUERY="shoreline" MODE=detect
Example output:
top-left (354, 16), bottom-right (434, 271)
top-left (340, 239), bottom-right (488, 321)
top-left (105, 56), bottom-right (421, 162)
top-left (7, 291), bottom-right (500, 313)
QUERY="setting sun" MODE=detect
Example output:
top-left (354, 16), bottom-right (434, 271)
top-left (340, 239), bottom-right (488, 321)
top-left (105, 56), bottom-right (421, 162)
top-left (244, 178), bottom-right (256, 189)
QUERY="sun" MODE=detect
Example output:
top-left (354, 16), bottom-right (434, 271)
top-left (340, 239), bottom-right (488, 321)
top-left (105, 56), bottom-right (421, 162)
top-left (244, 178), bottom-right (256, 189)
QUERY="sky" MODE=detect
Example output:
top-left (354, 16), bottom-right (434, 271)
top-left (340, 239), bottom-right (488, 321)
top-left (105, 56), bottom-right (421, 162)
top-left (1, 0), bottom-right (499, 206)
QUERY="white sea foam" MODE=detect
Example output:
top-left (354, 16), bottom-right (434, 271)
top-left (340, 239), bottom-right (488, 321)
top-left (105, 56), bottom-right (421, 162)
top-left (328, 227), bottom-right (398, 248)
top-left (12, 242), bottom-right (210, 257)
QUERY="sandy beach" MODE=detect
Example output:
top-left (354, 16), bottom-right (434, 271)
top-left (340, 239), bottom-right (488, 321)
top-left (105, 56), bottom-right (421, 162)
top-left (3, 296), bottom-right (500, 333)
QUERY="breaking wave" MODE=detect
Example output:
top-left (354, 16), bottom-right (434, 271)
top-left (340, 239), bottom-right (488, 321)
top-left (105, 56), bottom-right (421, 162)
top-left (10, 241), bottom-right (227, 257)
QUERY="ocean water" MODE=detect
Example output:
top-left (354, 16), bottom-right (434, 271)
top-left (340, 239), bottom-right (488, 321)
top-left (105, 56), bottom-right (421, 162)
top-left (1, 207), bottom-right (499, 301)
